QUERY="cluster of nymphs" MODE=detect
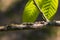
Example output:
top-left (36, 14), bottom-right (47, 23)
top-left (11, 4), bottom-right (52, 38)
top-left (0, 21), bottom-right (60, 31)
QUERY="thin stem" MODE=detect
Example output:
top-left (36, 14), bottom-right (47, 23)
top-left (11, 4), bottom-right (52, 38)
top-left (33, 0), bottom-right (49, 22)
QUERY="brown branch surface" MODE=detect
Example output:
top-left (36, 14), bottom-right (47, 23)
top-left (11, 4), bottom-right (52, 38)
top-left (0, 21), bottom-right (60, 31)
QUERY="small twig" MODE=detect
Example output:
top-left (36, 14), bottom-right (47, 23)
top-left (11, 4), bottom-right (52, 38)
top-left (0, 21), bottom-right (60, 31)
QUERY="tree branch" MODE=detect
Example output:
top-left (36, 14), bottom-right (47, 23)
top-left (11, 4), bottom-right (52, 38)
top-left (0, 21), bottom-right (60, 31)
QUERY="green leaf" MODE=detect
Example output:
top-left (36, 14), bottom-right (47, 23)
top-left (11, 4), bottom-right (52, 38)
top-left (22, 0), bottom-right (40, 22)
top-left (35, 0), bottom-right (58, 21)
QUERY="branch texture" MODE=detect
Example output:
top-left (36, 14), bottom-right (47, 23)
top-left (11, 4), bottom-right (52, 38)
top-left (0, 21), bottom-right (60, 31)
